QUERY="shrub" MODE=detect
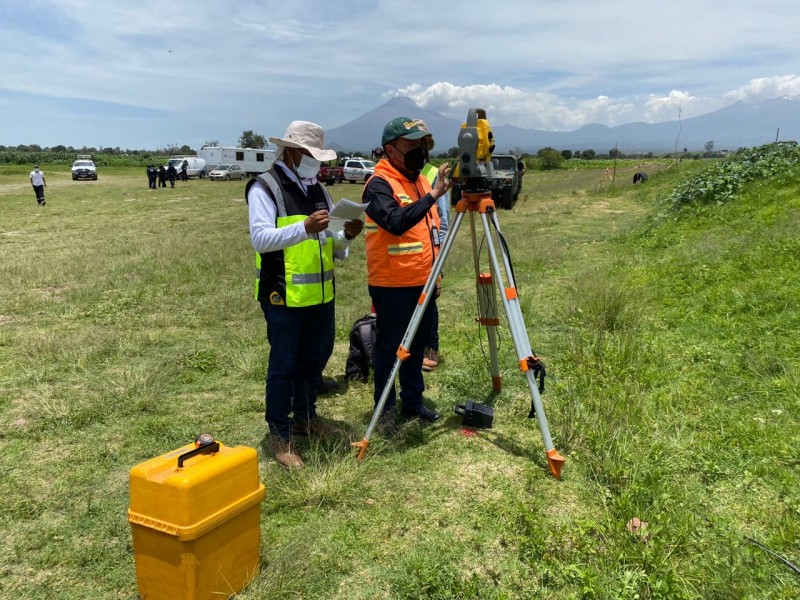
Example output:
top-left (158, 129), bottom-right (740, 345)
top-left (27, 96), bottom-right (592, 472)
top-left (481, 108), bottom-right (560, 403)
top-left (665, 141), bottom-right (800, 208)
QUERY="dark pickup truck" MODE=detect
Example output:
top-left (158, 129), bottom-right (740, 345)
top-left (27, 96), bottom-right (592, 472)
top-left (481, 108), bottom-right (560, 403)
top-left (319, 161), bottom-right (344, 185)
top-left (488, 154), bottom-right (526, 209)
top-left (451, 154), bottom-right (526, 209)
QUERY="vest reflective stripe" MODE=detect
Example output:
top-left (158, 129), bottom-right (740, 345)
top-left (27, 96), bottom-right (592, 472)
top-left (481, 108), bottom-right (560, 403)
top-left (292, 270), bottom-right (334, 284)
top-left (363, 159), bottom-right (441, 287)
top-left (277, 213), bottom-right (334, 307)
top-left (421, 163), bottom-right (438, 185)
top-left (387, 242), bottom-right (424, 255)
top-left (254, 253), bottom-right (262, 298)
top-left (251, 172), bottom-right (335, 307)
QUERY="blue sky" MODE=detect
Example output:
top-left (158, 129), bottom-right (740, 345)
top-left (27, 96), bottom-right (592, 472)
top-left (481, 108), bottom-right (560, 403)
top-left (2, 0), bottom-right (800, 149)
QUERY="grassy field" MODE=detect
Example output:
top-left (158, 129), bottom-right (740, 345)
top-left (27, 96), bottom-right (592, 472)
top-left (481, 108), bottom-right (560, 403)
top-left (0, 158), bottom-right (798, 599)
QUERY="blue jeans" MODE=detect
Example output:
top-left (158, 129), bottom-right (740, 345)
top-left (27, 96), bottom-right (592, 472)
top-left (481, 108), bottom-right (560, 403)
top-left (369, 285), bottom-right (435, 415)
top-left (260, 300), bottom-right (335, 441)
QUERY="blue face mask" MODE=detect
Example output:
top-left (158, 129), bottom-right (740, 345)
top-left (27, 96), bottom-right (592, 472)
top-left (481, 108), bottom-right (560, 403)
top-left (296, 155), bottom-right (321, 179)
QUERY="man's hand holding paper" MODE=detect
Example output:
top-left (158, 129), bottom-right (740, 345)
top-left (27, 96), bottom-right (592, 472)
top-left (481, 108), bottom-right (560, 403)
top-left (328, 198), bottom-right (368, 235)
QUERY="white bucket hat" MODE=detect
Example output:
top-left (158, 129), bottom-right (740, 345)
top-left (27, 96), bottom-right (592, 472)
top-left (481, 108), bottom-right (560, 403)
top-left (269, 121), bottom-right (337, 162)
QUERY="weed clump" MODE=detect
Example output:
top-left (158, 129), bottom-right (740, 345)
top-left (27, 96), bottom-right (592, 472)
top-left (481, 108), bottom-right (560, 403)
top-left (665, 141), bottom-right (800, 208)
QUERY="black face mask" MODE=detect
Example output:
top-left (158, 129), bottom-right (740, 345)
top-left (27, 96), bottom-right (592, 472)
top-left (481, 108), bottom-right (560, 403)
top-left (402, 146), bottom-right (426, 171)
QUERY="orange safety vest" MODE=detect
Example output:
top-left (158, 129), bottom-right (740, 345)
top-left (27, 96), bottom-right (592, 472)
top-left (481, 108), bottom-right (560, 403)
top-left (363, 159), bottom-right (441, 287)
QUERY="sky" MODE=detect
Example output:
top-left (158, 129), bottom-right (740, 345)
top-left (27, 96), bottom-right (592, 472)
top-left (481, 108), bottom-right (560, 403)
top-left (2, 0), bottom-right (800, 150)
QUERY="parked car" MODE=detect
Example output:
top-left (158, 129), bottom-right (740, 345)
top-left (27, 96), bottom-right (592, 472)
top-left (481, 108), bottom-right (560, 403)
top-left (450, 154), bottom-right (526, 209)
top-left (318, 161), bottom-right (344, 185)
top-left (343, 158), bottom-right (376, 183)
top-left (208, 164), bottom-right (245, 181)
top-left (71, 157), bottom-right (97, 180)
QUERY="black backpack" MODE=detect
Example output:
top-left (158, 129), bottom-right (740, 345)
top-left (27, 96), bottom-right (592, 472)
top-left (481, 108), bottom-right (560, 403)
top-left (345, 314), bottom-right (377, 381)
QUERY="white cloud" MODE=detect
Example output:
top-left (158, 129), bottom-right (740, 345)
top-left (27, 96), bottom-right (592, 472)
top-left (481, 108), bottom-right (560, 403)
top-left (3, 1), bottom-right (800, 147)
top-left (387, 83), bottom-right (687, 130)
top-left (642, 91), bottom-right (706, 123)
top-left (724, 75), bottom-right (800, 102)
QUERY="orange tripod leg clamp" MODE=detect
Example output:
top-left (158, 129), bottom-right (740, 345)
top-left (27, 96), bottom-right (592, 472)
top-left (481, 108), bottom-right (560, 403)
top-left (547, 448), bottom-right (565, 480)
top-left (352, 439), bottom-right (370, 462)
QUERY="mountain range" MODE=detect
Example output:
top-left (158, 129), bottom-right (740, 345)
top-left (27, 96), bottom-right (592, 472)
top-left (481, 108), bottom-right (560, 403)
top-left (325, 95), bottom-right (800, 155)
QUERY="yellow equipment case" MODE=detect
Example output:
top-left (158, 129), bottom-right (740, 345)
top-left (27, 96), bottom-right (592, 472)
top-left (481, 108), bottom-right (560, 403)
top-left (128, 437), bottom-right (265, 599)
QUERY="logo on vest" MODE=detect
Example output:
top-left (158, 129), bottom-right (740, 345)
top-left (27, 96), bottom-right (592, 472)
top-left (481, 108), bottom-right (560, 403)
top-left (269, 291), bottom-right (285, 306)
top-left (315, 201), bottom-right (328, 211)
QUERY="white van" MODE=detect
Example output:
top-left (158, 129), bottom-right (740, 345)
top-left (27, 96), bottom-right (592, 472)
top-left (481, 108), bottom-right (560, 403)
top-left (166, 156), bottom-right (207, 179)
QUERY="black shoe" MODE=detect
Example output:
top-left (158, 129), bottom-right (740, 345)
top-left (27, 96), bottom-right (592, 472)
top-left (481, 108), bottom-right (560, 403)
top-left (316, 376), bottom-right (340, 395)
top-left (404, 405), bottom-right (442, 423)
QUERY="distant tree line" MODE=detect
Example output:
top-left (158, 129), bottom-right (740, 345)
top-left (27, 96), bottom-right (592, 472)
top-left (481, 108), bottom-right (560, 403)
top-left (5, 130), bottom-right (726, 169)
top-left (0, 143), bottom-right (196, 166)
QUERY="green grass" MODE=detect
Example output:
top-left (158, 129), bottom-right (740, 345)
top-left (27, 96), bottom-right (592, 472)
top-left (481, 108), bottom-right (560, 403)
top-left (0, 160), bottom-right (798, 599)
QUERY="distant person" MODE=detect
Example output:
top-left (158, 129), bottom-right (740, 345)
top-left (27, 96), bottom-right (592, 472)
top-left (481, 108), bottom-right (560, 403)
top-left (246, 120), bottom-right (363, 469)
top-left (167, 164), bottom-right (177, 188)
top-left (146, 165), bottom-right (157, 189)
top-left (633, 171), bottom-right (648, 184)
top-left (29, 164), bottom-right (46, 206)
top-left (180, 162), bottom-right (188, 182)
top-left (363, 117), bottom-right (452, 433)
top-left (157, 165), bottom-right (167, 188)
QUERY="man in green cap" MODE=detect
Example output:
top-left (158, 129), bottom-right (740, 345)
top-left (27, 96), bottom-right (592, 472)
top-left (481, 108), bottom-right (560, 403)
top-left (361, 117), bottom-right (452, 433)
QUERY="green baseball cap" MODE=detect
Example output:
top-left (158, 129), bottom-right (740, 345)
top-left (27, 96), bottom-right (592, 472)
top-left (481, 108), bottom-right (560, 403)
top-left (381, 117), bottom-right (433, 146)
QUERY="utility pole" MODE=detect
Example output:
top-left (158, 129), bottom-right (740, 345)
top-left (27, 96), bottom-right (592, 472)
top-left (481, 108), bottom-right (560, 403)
top-left (612, 142), bottom-right (618, 184)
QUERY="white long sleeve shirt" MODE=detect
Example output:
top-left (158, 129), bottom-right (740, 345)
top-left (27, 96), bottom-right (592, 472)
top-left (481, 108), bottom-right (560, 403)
top-left (248, 161), bottom-right (350, 260)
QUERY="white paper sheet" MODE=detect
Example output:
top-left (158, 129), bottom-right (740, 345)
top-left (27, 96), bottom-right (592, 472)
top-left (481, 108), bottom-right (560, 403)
top-left (328, 198), bottom-right (369, 233)
top-left (330, 198), bottom-right (369, 220)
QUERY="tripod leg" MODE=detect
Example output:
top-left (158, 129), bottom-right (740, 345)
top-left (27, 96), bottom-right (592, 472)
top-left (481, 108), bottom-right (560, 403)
top-left (479, 210), bottom-right (565, 479)
top-left (469, 211), bottom-right (502, 392)
top-left (477, 272), bottom-right (502, 392)
top-left (353, 210), bottom-right (467, 461)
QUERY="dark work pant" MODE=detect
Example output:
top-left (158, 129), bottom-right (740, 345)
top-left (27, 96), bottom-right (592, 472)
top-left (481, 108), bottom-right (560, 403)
top-left (428, 302), bottom-right (439, 350)
top-left (369, 285), bottom-right (435, 415)
top-left (260, 300), bottom-right (335, 441)
top-left (32, 185), bottom-right (44, 202)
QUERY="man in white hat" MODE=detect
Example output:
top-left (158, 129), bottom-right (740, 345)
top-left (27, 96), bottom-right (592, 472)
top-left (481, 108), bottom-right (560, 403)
top-left (246, 120), bottom-right (363, 469)
top-left (30, 164), bottom-right (47, 206)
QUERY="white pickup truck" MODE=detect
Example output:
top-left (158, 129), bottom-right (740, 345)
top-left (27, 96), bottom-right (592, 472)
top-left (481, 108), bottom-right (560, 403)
top-left (342, 158), bottom-right (376, 183)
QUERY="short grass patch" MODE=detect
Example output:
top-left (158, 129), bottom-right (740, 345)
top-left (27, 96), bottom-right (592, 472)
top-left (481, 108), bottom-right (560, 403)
top-left (1, 160), bottom-right (798, 598)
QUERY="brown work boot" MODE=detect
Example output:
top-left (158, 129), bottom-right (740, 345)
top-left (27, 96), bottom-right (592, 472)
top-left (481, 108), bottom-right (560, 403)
top-left (422, 347), bottom-right (440, 372)
top-left (291, 418), bottom-right (343, 438)
top-left (268, 438), bottom-right (304, 469)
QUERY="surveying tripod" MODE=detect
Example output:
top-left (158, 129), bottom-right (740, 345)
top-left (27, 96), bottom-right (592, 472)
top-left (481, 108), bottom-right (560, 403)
top-left (351, 171), bottom-right (566, 479)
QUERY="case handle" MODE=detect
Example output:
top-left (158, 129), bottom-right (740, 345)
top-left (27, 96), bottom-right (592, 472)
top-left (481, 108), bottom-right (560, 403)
top-left (177, 439), bottom-right (219, 468)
